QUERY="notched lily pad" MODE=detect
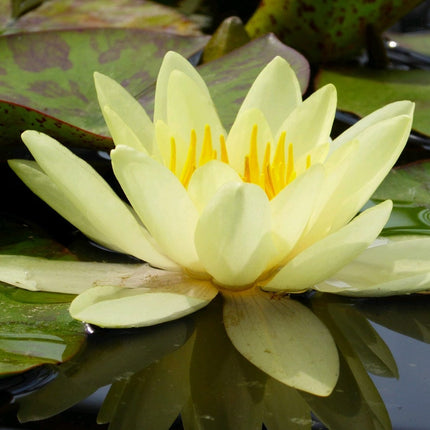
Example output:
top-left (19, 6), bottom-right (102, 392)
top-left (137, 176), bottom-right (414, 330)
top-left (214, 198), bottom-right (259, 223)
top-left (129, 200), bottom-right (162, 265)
top-left (0, 28), bottom-right (209, 156)
top-left (316, 67), bottom-right (430, 137)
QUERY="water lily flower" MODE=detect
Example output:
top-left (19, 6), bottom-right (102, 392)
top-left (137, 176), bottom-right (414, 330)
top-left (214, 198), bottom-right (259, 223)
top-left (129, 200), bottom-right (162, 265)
top-left (6, 51), bottom-right (430, 395)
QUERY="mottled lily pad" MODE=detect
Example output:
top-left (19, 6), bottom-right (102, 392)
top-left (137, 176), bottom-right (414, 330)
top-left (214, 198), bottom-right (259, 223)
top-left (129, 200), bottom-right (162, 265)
top-left (246, 0), bottom-right (422, 63)
top-left (4, 0), bottom-right (201, 35)
top-left (0, 31), bottom-right (308, 159)
top-left (0, 28), bottom-right (209, 155)
top-left (316, 67), bottom-right (430, 137)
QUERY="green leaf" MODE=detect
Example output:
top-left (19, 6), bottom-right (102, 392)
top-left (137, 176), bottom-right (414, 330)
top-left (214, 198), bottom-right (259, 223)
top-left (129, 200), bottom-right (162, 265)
top-left (371, 160), bottom-right (430, 235)
top-left (4, 0), bottom-right (202, 35)
top-left (0, 284), bottom-right (85, 376)
top-left (316, 67), bottom-right (430, 136)
top-left (246, 0), bottom-right (422, 63)
top-left (0, 28), bottom-right (208, 155)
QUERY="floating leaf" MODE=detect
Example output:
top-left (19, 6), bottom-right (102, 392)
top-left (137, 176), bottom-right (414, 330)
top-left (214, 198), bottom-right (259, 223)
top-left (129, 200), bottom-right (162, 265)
top-left (371, 160), bottom-right (430, 235)
top-left (5, 0), bottom-right (201, 35)
top-left (316, 67), bottom-right (430, 136)
top-left (246, 0), bottom-right (422, 63)
top-left (0, 28), bottom-right (209, 155)
top-left (0, 284), bottom-right (85, 376)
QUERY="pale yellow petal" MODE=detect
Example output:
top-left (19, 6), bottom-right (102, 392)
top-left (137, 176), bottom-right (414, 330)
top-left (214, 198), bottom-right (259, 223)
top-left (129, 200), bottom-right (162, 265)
top-left (111, 145), bottom-right (203, 273)
top-left (187, 160), bottom-right (242, 212)
top-left (94, 72), bottom-right (156, 155)
top-left (223, 289), bottom-right (339, 396)
top-left (316, 236), bottom-right (430, 296)
top-left (19, 131), bottom-right (176, 270)
top-left (264, 200), bottom-right (392, 292)
top-left (237, 56), bottom-right (302, 133)
top-left (195, 182), bottom-right (275, 288)
top-left (70, 278), bottom-right (217, 328)
top-left (270, 164), bottom-right (324, 264)
top-left (166, 70), bottom-right (225, 157)
top-left (0, 256), bottom-right (155, 294)
top-left (275, 84), bottom-right (336, 159)
top-left (225, 108), bottom-right (274, 173)
top-left (330, 100), bottom-right (414, 152)
top-left (154, 51), bottom-right (211, 124)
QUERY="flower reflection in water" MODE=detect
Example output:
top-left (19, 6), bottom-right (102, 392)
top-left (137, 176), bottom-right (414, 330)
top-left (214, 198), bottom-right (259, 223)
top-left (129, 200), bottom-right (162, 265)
top-left (11, 294), bottom-right (430, 430)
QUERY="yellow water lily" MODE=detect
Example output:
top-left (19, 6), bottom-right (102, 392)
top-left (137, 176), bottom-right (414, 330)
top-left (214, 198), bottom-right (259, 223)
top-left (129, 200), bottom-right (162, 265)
top-left (6, 51), bottom-right (430, 396)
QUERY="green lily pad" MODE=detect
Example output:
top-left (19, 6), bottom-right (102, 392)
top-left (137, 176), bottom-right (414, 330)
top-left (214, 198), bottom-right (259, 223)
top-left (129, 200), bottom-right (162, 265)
top-left (371, 160), bottom-right (430, 235)
top-left (0, 284), bottom-right (85, 376)
top-left (316, 67), bottom-right (430, 137)
top-left (0, 215), bottom-right (85, 376)
top-left (4, 0), bottom-right (201, 35)
top-left (246, 0), bottom-right (421, 63)
top-left (0, 28), bottom-right (209, 155)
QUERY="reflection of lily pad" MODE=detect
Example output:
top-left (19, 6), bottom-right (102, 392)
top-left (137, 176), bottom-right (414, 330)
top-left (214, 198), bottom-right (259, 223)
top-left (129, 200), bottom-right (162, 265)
top-left (316, 67), bottom-right (430, 136)
top-left (0, 28), bottom-right (209, 153)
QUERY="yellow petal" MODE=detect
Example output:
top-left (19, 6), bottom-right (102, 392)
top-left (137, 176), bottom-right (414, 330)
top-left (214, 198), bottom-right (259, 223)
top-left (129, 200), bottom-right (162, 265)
top-left (166, 70), bottom-right (225, 157)
top-left (19, 131), bottom-right (176, 270)
top-left (94, 72), bottom-right (155, 155)
top-left (187, 160), bottom-right (242, 212)
top-left (111, 145), bottom-right (203, 273)
top-left (154, 51), bottom-right (212, 124)
top-left (223, 289), bottom-right (339, 396)
top-left (236, 56), bottom-right (302, 133)
top-left (195, 182), bottom-right (275, 288)
top-left (70, 278), bottom-right (217, 328)
top-left (0, 256), bottom-right (155, 294)
top-left (316, 236), bottom-right (430, 296)
top-left (275, 84), bottom-right (336, 160)
top-left (264, 200), bottom-right (392, 292)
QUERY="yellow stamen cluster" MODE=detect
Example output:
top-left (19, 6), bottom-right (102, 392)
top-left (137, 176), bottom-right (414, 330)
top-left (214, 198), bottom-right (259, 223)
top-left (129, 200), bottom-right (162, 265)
top-left (169, 124), bottom-right (310, 199)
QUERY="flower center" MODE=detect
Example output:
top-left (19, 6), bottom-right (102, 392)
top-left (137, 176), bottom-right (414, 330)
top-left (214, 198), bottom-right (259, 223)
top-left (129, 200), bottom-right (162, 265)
top-left (169, 124), bottom-right (311, 199)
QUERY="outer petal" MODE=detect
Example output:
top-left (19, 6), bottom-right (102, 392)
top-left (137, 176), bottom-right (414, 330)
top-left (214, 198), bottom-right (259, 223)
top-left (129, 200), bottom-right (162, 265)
top-left (187, 160), bottom-right (242, 212)
top-left (111, 145), bottom-right (203, 273)
top-left (94, 72), bottom-right (155, 155)
top-left (236, 56), bottom-right (302, 133)
top-left (263, 200), bottom-right (392, 292)
top-left (270, 164), bottom-right (324, 264)
top-left (225, 108), bottom-right (274, 173)
top-left (70, 276), bottom-right (218, 328)
top-left (195, 182), bottom-right (275, 288)
top-left (316, 236), bottom-right (430, 296)
top-left (0, 257), bottom-right (156, 294)
top-left (18, 131), bottom-right (176, 270)
top-left (275, 84), bottom-right (336, 162)
top-left (223, 289), bottom-right (339, 396)
top-left (310, 114), bottom-right (413, 241)
top-left (154, 51), bottom-right (212, 124)
top-left (330, 100), bottom-right (414, 152)
top-left (166, 70), bottom-right (225, 160)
